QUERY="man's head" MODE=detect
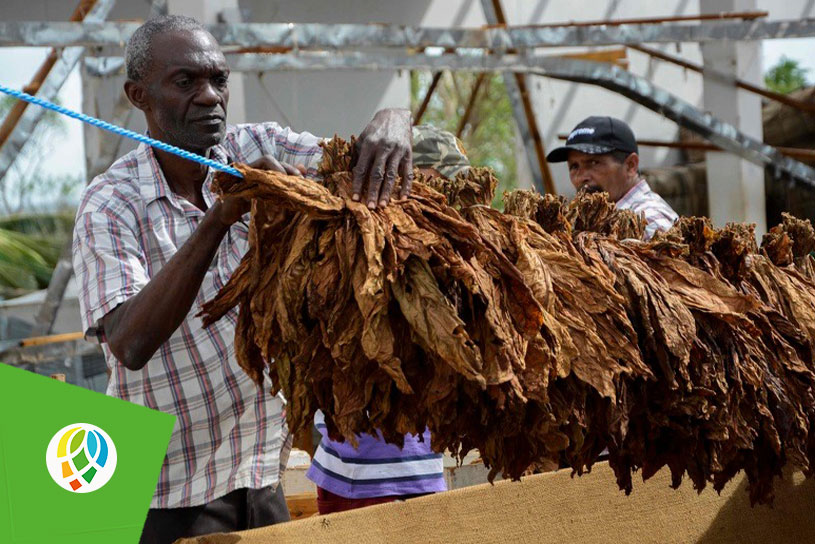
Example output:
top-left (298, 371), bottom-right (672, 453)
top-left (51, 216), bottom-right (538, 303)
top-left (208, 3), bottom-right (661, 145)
top-left (124, 15), bottom-right (229, 154)
top-left (547, 116), bottom-right (640, 202)
top-left (412, 125), bottom-right (470, 179)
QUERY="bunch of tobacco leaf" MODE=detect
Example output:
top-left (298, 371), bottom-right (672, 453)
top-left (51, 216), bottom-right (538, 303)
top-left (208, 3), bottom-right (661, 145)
top-left (203, 137), bottom-right (815, 505)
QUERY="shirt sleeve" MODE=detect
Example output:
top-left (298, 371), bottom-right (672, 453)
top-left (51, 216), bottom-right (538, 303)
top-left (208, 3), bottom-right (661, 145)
top-left (267, 124), bottom-right (325, 180)
top-left (72, 210), bottom-right (150, 343)
top-left (227, 122), bottom-right (326, 181)
top-left (643, 210), bottom-right (678, 239)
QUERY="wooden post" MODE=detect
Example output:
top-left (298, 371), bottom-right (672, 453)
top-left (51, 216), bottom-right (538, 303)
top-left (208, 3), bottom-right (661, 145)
top-left (413, 71), bottom-right (443, 126)
top-left (0, 0), bottom-right (98, 150)
top-left (456, 73), bottom-right (488, 138)
top-left (482, 0), bottom-right (557, 195)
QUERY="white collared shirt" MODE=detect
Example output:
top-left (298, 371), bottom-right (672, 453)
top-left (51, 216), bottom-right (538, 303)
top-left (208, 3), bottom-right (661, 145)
top-left (73, 122), bottom-right (323, 508)
top-left (616, 178), bottom-right (679, 239)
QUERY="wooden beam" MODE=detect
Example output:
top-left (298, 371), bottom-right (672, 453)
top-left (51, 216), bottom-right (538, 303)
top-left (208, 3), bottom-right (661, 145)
top-left (413, 71), bottom-right (443, 126)
top-left (525, 10), bottom-right (768, 28)
top-left (557, 48), bottom-right (628, 68)
top-left (456, 73), bottom-right (488, 138)
top-left (557, 134), bottom-right (815, 161)
top-left (0, 0), bottom-right (98, 150)
top-left (630, 44), bottom-right (815, 115)
top-left (485, 0), bottom-right (557, 195)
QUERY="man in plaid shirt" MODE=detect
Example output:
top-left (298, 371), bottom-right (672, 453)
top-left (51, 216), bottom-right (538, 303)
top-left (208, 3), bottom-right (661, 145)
top-left (72, 15), bottom-right (414, 544)
top-left (547, 116), bottom-right (678, 239)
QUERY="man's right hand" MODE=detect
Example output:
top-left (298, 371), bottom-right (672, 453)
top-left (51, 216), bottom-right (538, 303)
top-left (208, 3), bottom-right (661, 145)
top-left (217, 155), bottom-right (306, 226)
top-left (105, 154), bottom-right (307, 371)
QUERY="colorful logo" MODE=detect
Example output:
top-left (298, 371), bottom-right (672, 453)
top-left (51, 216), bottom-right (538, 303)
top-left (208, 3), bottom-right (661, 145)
top-left (45, 423), bottom-right (117, 493)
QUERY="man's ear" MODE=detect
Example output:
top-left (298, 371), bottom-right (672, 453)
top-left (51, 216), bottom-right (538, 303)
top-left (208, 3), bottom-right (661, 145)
top-left (625, 152), bottom-right (640, 176)
top-left (124, 80), bottom-right (150, 113)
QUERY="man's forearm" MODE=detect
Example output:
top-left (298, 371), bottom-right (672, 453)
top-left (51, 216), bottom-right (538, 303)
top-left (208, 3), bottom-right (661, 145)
top-left (103, 202), bottom-right (232, 371)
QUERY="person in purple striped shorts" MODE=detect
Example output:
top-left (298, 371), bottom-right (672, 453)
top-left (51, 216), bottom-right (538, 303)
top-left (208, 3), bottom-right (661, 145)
top-left (306, 126), bottom-right (470, 514)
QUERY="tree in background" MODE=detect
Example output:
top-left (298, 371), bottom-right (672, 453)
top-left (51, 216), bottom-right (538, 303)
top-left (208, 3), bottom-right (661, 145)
top-left (0, 212), bottom-right (73, 297)
top-left (764, 56), bottom-right (810, 95)
top-left (411, 71), bottom-right (518, 208)
top-left (0, 95), bottom-right (80, 215)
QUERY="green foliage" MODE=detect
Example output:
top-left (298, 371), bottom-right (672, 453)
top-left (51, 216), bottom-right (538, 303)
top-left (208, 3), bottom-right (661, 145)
top-left (0, 228), bottom-right (57, 293)
top-left (0, 211), bottom-right (74, 297)
top-left (411, 71), bottom-right (518, 208)
top-left (0, 211), bottom-right (75, 236)
top-left (764, 56), bottom-right (810, 95)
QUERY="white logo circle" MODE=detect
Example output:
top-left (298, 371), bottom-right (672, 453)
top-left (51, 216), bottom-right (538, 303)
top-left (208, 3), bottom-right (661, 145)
top-left (45, 423), bottom-right (118, 493)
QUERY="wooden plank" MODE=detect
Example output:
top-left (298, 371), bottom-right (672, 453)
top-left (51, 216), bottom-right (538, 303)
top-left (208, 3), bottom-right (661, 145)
top-left (560, 48), bottom-right (628, 67)
top-left (285, 493), bottom-right (318, 521)
top-left (178, 462), bottom-right (815, 544)
top-left (524, 10), bottom-right (768, 28)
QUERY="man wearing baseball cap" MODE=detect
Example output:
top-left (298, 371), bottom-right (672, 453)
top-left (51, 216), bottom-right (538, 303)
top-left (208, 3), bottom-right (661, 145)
top-left (547, 116), bottom-right (678, 239)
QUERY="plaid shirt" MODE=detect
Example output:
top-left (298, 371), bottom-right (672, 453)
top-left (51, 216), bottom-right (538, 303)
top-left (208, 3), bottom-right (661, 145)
top-left (616, 178), bottom-right (678, 240)
top-left (73, 122), bottom-right (323, 508)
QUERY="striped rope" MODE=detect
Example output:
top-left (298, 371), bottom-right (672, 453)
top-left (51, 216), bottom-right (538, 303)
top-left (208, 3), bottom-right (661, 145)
top-left (0, 83), bottom-right (243, 178)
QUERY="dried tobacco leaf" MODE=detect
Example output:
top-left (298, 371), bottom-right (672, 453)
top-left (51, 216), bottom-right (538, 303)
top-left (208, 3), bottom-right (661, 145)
top-left (202, 137), bottom-right (815, 506)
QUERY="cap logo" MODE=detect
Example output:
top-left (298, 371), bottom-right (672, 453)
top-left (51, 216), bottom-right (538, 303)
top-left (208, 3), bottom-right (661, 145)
top-left (568, 127), bottom-right (595, 141)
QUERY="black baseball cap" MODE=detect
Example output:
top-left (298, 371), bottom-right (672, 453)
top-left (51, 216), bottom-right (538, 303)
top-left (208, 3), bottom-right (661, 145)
top-left (546, 116), bottom-right (638, 163)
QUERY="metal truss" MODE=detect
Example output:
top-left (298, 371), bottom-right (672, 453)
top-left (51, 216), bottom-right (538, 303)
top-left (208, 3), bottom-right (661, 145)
top-left (3, 18), bottom-right (815, 49)
top-left (0, 0), bottom-right (116, 184)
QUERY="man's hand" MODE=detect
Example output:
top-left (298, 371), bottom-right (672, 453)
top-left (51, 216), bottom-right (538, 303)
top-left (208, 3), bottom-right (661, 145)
top-left (217, 155), bottom-right (306, 226)
top-left (352, 108), bottom-right (413, 209)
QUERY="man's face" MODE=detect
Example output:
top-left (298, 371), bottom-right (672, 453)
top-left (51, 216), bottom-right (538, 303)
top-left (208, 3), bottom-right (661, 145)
top-left (137, 29), bottom-right (229, 153)
top-left (566, 150), bottom-right (637, 202)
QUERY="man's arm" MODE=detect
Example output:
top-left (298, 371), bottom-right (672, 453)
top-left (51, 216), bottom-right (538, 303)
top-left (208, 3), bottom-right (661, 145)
top-left (101, 198), bottom-right (235, 371)
top-left (102, 157), bottom-right (300, 371)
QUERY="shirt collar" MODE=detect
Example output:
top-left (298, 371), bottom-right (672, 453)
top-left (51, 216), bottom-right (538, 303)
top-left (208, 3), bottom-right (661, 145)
top-left (616, 178), bottom-right (649, 206)
top-left (136, 140), bottom-right (230, 211)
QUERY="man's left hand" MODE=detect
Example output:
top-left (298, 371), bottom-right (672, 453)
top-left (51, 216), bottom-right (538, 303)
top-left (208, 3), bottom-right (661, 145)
top-left (351, 108), bottom-right (413, 209)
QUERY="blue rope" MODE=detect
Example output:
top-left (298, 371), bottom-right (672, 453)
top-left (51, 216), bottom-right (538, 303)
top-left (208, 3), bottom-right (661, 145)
top-left (0, 83), bottom-right (243, 178)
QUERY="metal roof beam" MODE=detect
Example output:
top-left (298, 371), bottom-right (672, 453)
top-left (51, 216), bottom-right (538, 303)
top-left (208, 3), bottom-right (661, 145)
top-left (0, 0), bottom-right (116, 184)
top-left (4, 18), bottom-right (815, 49)
top-left (529, 58), bottom-right (815, 187)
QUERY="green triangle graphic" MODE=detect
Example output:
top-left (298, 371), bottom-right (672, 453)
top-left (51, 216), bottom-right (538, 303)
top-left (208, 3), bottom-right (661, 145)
top-left (0, 364), bottom-right (175, 543)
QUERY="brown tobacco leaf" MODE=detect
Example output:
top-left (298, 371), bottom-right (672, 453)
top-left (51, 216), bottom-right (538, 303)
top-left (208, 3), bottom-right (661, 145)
top-left (203, 138), bottom-right (815, 506)
top-left (762, 213), bottom-right (815, 279)
top-left (504, 191), bottom-right (571, 235)
top-left (423, 166), bottom-right (497, 208)
top-left (504, 191), bottom-right (815, 504)
top-left (505, 189), bottom-right (646, 240)
top-left (639, 217), bottom-right (815, 503)
top-left (203, 136), bottom-right (545, 462)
